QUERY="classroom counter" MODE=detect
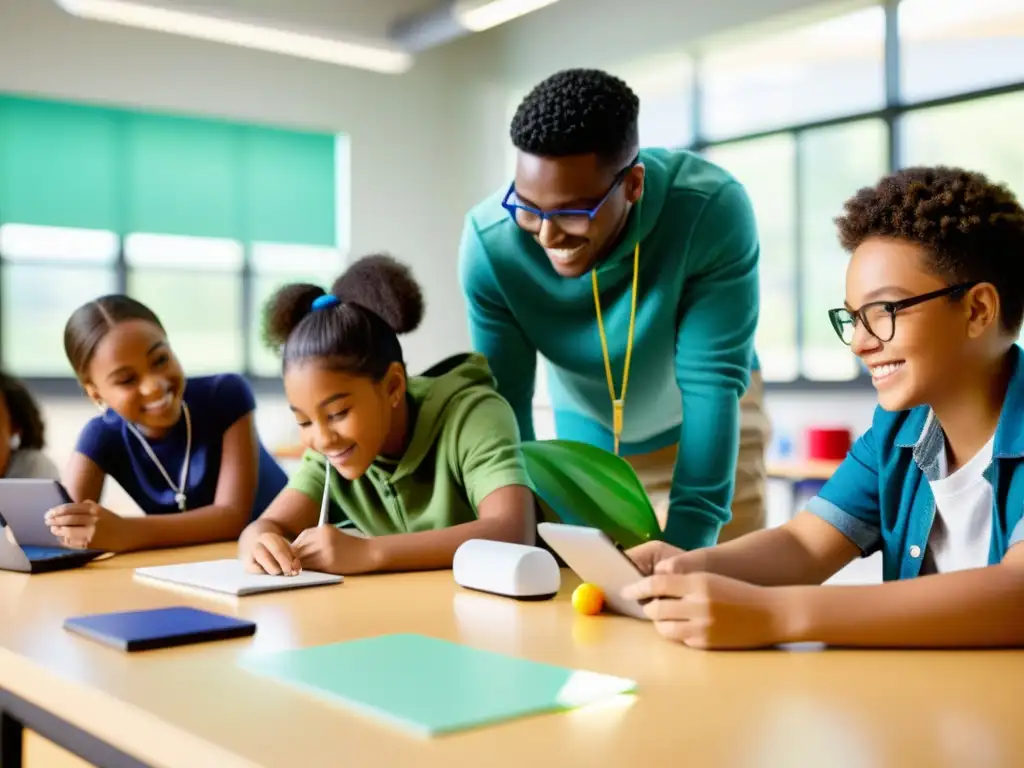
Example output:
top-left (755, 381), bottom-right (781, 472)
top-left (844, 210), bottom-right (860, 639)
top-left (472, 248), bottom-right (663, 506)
top-left (1, 543), bottom-right (1022, 768)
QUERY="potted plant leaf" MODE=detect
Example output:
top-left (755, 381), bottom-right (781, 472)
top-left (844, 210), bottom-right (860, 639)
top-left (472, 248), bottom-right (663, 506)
top-left (519, 439), bottom-right (661, 550)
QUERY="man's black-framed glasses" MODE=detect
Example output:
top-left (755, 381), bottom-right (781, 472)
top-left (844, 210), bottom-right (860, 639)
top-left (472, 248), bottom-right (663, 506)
top-left (501, 154), bottom-right (640, 236)
top-left (828, 282), bottom-right (979, 345)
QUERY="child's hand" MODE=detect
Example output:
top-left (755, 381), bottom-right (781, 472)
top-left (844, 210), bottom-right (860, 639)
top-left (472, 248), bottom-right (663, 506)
top-left (44, 501), bottom-right (133, 552)
top-left (626, 540), bottom-right (690, 575)
top-left (622, 572), bottom-right (789, 649)
top-left (292, 525), bottom-right (375, 575)
top-left (245, 532), bottom-right (301, 576)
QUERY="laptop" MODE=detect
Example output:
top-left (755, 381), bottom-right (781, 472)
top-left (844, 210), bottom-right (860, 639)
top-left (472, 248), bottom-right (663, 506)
top-left (0, 479), bottom-right (104, 573)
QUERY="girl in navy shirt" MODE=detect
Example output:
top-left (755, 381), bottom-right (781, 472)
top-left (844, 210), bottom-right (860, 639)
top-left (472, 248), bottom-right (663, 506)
top-left (45, 295), bottom-right (288, 552)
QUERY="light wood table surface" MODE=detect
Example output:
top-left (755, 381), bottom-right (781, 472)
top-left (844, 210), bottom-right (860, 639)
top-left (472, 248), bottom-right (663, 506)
top-left (766, 459), bottom-right (843, 482)
top-left (2, 543), bottom-right (1023, 768)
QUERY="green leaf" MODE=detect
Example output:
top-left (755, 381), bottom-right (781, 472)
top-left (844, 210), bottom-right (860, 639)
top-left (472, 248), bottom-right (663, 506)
top-left (520, 439), bottom-right (662, 550)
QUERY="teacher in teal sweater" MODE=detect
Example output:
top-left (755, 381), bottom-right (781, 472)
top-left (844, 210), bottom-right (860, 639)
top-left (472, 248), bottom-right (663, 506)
top-left (458, 68), bottom-right (770, 550)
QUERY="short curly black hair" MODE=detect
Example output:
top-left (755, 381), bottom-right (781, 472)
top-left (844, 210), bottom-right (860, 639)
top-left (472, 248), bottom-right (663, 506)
top-left (836, 166), bottom-right (1024, 334)
top-left (510, 68), bottom-right (639, 168)
top-left (0, 372), bottom-right (46, 450)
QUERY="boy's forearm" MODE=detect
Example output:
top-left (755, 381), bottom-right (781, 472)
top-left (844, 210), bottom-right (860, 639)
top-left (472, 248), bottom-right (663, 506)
top-left (683, 526), bottom-right (839, 586)
top-left (780, 564), bottom-right (1024, 648)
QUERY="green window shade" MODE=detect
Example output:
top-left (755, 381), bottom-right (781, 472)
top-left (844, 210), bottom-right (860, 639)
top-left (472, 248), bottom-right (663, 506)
top-left (0, 94), bottom-right (338, 243)
top-left (241, 127), bottom-right (336, 246)
top-left (124, 113), bottom-right (241, 238)
top-left (0, 97), bottom-right (120, 230)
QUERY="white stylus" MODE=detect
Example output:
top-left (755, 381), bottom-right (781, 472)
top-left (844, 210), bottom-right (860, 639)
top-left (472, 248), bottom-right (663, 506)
top-left (318, 454), bottom-right (332, 527)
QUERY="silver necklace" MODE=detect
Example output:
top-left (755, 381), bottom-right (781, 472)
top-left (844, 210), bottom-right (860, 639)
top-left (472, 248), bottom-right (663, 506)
top-left (125, 402), bottom-right (192, 511)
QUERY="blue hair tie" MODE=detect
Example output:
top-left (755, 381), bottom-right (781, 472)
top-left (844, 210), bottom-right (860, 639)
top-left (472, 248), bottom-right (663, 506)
top-left (311, 294), bottom-right (340, 312)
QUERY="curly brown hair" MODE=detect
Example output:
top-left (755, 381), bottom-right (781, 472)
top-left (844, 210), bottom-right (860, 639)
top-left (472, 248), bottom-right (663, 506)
top-left (835, 166), bottom-right (1024, 333)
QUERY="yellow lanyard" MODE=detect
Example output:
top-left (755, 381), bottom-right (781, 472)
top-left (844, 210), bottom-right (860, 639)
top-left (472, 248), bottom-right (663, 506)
top-left (591, 240), bottom-right (640, 456)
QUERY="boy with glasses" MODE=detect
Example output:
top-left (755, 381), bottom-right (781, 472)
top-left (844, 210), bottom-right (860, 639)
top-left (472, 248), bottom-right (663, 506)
top-left (458, 68), bottom-right (768, 551)
top-left (622, 166), bottom-right (1024, 649)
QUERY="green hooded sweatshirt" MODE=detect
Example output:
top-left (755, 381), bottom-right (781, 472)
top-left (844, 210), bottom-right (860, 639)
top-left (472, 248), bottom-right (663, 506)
top-left (286, 353), bottom-right (531, 536)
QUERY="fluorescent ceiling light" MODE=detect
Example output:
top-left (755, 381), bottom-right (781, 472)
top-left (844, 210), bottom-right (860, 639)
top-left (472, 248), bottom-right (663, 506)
top-left (55, 0), bottom-right (414, 74)
top-left (453, 0), bottom-right (560, 32)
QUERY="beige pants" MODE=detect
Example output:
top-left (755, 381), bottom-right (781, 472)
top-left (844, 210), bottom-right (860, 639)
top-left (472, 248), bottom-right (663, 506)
top-left (624, 371), bottom-right (771, 544)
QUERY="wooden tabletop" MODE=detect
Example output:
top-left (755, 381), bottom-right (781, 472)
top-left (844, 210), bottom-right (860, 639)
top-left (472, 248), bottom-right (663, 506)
top-left (767, 459), bottom-right (843, 481)
top-left (2, 543), bottom-right (1023, 768)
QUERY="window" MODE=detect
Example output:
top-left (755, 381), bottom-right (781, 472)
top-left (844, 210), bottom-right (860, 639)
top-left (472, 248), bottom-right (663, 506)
top-left (125, 234), bottom-right (245, 375)
top-left (899, 0), bottom-right (1024, 102)
top-left (689, 1), bottom-right (1024, 387)
top-left (699, 6), bottom-right (886, 140)
top-left (900, 91), bottom-right (1024, 198)
top-left (249, 243), bottom-right (346, 377)
top-left (0, 224), bottom-right (118, 376)
top-left (799, 120), bottom-right (888, 380)
top-left (616, 56), bottom-right (694, 149)
top-left (0, 94), bottom-right (346, 385)
top-left (705, 136), bottom-right (797, 382)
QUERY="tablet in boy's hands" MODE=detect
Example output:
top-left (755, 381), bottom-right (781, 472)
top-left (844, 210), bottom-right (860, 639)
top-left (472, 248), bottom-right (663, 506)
top-left (536, 522), bottom-right (650, 620)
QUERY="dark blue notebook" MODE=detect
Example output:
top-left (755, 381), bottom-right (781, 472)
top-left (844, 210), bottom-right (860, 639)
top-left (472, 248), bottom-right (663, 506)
top-left (63, 606), bottom-right (256, 652)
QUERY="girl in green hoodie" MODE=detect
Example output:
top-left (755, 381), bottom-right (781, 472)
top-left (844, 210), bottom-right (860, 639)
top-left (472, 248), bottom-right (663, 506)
top-left (238, 255), bottom-right (536, 576)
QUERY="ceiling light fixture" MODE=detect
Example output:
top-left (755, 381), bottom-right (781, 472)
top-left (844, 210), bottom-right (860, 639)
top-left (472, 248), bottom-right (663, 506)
top-left (54, 0), bottom-right (414, 74)
top-left (390, 0), bottom-right (561, 51)
top-left (452, 0), bottom-right (561, 32)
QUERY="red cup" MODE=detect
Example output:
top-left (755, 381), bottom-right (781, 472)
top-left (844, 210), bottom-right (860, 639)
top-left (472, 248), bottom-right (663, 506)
top-left (806, 427), bottom-right (852, 461)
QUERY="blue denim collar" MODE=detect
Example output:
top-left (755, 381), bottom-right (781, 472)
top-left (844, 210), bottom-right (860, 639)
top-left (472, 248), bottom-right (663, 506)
top-left (894, 345), bottom-right (1024, 462)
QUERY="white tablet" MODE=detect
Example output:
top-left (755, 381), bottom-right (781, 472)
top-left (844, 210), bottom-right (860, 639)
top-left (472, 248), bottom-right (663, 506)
top-left (537, 522), bottom-right (650, 620)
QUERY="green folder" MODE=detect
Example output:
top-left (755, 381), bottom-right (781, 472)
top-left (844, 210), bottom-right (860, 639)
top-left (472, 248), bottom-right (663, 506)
top-left (239, 633), bottom-right (637, 737)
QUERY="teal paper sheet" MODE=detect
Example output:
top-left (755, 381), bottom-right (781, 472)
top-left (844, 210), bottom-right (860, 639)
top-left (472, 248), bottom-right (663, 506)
top-left (239, 633), bottom-right (636, 736)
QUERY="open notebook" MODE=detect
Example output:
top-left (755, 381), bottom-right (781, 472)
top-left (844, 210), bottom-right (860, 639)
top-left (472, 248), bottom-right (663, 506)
top-left (134, 559), bottom-right (342, 597)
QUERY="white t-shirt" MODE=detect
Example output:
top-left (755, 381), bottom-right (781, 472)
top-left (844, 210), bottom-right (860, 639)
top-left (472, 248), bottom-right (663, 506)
top-left (924, 430), bottom-right (994, 574)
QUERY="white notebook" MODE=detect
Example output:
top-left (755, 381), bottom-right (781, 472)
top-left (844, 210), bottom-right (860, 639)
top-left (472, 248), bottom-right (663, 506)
top-left (134, 559), bottom-right (343, 597)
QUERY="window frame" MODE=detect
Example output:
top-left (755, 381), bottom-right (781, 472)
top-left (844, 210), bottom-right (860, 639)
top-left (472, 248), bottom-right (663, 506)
top-left (0, 236), bottom-right (303, 395)
top-left (684, 0), bottom-right (1024, 391)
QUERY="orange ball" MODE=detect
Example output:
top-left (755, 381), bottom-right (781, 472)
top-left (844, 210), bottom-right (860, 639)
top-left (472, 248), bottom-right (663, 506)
top-left (572, 582), bottom-right (605, 615)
